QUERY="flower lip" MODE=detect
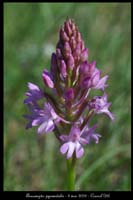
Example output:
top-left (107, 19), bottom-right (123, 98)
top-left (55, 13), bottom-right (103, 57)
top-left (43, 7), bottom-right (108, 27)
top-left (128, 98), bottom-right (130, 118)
top-left (60, 123), bottom-right (101, 159)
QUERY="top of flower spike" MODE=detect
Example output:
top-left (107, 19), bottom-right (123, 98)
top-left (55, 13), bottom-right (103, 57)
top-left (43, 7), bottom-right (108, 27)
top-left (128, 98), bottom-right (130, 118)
top-left (56, 18), bottom-right (88, 72)
top-left (43, 19), bottom-right (108, 94)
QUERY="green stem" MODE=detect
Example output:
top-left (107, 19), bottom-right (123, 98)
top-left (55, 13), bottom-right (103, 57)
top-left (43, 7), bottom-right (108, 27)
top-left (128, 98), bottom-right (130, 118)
top-left (66, 156), bottom-right (76, 191)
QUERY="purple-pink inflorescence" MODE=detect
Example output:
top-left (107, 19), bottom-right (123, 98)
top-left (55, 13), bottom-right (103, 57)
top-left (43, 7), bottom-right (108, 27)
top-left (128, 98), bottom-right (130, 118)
top-left (24, 18), bottom-right (114, 159)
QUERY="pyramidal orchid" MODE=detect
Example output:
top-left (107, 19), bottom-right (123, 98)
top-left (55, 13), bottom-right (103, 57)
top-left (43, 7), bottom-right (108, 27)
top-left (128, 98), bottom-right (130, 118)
top-left (24, 18), bottom-right (114, 191)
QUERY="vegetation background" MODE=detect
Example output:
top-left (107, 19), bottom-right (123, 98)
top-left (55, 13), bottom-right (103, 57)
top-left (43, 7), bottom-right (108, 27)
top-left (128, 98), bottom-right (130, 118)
top-left (4, 3), bottom-right (131, 191)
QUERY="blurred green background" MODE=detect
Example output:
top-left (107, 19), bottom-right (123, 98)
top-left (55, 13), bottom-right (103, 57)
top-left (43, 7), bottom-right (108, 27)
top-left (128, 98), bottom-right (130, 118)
top-left (4, 3), bottom-right (131, 191)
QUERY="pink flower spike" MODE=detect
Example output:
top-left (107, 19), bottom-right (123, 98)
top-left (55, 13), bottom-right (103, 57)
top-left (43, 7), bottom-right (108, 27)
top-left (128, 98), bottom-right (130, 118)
top-left (24, 18), bottom-right (115, 161)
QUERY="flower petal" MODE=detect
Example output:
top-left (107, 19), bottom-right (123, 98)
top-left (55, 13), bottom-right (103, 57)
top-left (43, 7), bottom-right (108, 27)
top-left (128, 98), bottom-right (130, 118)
top-left (37, 122), bottom-right (47, 134)
top-left (28, 82), bottom-right (40, 91)
top-left (75, 143), bottom-right (84, 158)
top-left (60, 143), bottom-right (69, 154)
top-left (24, 82), bottom-right (43, 104)
top-left (100, 109), bottom-right (115, 121)
top-left (79, 137), bottom-right (88, 145)
top-left (32, 117), bottom-right (44, 126)
top-left (95, 75), bottom-right (108, 90)
top-left (91, 134), bottom-right (101, 144)
top-left (42, 70), bottom-right (54, 88)
top-left (45, 119), bottom-right (54, 133)
top-left (67, 142), bottom-right (75, 159)
top-left (91, 70), bottom-right (100, 86)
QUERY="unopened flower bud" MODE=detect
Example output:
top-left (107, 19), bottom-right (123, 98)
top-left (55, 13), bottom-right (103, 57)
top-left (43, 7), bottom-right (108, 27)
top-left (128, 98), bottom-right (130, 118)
top-left (51, 53), bottom-right (57, 77)
top-left (60, 28), bottom-right (69, 41)
top-left (71, 22), bottom-right (76, 32)
top-left (80, 61), bottom-right (89, 74)
top-left (73, 43), bottom-right (81, 57)
top-left (89, 61), bottom-right (96, 74)
top-left (64, 88), bottom-right (74, 101)
top-left (77, 32), bottom-right (82, 43)
top-left (67, 54), bottom-right (74, 70)
top-left (80, 48), bottom-right (89, 62)
top-left (56, 41), bottom-right (63, 49)
top-left (91, 70), bottom-right (100, 87)
top-left (64, 42), bottom-right (71, 54)
top-left (64, 21), bottom-right (72, 36)
top-left (70, 37), bottom-right (76, 50)
top-left (42, 69), bottom-right (54, 88)
top-left (81, 76), bottom-right (91, 88)
top-left (60, 60), bottom-right (67, 78)
top-left (56, 48), bottom-right (62, 59)
top-left (81, 40), bottom-right (85, 50)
